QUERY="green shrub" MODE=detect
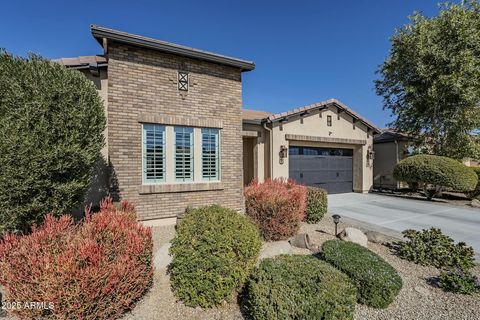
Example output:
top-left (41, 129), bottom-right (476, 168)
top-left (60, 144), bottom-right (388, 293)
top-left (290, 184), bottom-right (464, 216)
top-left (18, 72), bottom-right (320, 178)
top-left (322, 240), bottom-right (402, 308)
top-left (169, 205), bottom-right (261, 308)
top-left (0, 51), bottom-right (105, 234)
top-left (467, 167), bottom-right (480, 199)
top-left (397, 228), bottom-right (475, 271)
top-left (305, 187), bottom-right (328, 223)
top-left (393, 154), bottom-right (478, 199)
top-left (438, 267), bottom-right (480, 295)
top-left (245, 255), bottom-right (357, 320)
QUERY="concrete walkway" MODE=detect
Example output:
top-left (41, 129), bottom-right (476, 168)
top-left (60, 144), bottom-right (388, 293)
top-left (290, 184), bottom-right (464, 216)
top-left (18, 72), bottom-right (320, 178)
top-left (328, 193), bottom-right (480, 254)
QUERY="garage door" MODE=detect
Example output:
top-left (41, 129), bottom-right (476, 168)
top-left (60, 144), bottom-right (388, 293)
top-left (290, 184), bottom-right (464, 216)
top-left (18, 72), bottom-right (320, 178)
top-left (289, 146), bottom-right (353, 194)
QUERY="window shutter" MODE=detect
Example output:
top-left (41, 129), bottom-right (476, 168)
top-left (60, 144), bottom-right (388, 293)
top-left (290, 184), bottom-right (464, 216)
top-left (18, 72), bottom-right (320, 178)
top-left (174, 127), bottom-right (194, 181)
top-left (202, 128), bottom-right (220, 180)
top-left (142, 124), bottom-right (165, 183)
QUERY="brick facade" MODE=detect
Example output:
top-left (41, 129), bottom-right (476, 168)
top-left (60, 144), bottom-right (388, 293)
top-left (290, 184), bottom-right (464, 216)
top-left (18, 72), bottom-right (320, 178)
top-left (107, 42), bottom-right (244, 221)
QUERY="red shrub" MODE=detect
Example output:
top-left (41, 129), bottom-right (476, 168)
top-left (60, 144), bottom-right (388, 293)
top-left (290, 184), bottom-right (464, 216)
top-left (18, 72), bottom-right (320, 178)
top-left (0, 197), bottom-right (153, 320)
top-left (245, 178), bottom-right (307, 241)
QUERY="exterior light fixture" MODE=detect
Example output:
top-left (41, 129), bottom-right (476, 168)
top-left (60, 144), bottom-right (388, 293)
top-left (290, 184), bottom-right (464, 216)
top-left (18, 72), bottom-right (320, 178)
top-left (332, 214), bottom-right (341, 237)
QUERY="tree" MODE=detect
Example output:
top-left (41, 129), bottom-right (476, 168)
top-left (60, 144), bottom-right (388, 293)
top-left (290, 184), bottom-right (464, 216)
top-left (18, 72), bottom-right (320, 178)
top-left (0, 51), bottom-right (105, 234)
top-left (375, 1), bottom-right (480, 160)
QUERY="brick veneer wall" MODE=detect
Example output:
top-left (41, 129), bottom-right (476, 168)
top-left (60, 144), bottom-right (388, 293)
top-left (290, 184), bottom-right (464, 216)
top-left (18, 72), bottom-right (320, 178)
top-left (107, 42), bottom-right (244, 221)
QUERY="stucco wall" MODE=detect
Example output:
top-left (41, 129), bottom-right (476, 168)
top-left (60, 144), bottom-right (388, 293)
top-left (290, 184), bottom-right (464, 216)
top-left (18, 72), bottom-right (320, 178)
top-left (373, 140), bottom-right (409, 189)
top-left (269, 106), bottom-right (373, 192)
top-left (106, 42), bottom-right (244, 221)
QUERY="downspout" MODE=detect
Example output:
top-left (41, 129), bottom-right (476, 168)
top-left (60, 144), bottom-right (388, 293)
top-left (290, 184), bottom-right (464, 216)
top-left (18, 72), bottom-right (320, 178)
top-left (263, 121), bottom-right (273, 179)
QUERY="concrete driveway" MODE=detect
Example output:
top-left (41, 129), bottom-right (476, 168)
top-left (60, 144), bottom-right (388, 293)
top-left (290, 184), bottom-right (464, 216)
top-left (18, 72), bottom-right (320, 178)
top-left (328, 193), bottom-right (480, 254)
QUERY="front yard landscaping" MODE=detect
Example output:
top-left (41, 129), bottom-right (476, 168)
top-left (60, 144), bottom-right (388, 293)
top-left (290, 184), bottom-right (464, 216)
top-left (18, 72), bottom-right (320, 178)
top-left (117, 215), bottom-right (480, 320)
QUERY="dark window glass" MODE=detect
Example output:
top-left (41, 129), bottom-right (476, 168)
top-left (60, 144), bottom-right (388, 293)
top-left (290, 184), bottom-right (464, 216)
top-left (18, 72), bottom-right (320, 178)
top-left (327, 115), bottom-right (332, 126)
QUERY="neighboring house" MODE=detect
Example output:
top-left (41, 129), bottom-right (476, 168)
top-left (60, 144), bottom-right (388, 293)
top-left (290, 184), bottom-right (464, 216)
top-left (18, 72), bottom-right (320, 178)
top-left (57, 25), bottom-right (380, 224)
top-left (242, 100), bottom-right (380, 194)
top-left (373, 129), bottom-right (413, 189)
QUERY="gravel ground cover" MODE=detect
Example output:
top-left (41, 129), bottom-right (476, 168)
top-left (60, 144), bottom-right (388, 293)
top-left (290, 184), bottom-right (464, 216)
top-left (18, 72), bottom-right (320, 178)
top-left (2, 216), bottom-right (479, 319)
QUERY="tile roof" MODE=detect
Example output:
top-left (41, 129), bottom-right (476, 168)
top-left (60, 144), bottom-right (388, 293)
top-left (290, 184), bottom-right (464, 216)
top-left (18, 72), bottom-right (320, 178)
top-left (242, 109), bottom-right (272, 121)
top-left (267, 98), bottom-right (381, 133)
top-left (373, 129), bottom-right (413, 143)
top-left (53, 55), bottom-right (107, 69)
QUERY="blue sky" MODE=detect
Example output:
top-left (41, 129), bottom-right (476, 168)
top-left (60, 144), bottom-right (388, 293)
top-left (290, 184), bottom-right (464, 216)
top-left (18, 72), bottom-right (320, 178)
top-left (1, 0), bottom-right (448, 127)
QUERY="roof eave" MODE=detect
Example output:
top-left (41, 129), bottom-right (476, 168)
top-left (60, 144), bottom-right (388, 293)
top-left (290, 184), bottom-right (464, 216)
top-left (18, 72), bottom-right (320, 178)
top-left (91, 25), bottom-right (255, 72)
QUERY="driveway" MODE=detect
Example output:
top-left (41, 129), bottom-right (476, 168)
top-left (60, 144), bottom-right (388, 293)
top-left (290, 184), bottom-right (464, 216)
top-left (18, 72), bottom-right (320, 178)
top-left (328, 193), bottom-right (480, 254)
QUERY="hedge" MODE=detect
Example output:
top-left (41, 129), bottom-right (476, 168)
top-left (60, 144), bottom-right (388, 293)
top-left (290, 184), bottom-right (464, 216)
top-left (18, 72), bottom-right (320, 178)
top-left (0, 51), bottom-right (105, 234)
top-left (393, 154), bottom-right (477, 199)
top-left (322, 240), bottom-right (402, 308)
top-left (169, 205), bottom-right (261, 308)
top-left (245, 255), bottom-right (357, 320)
top-left (305, 187), bottom-right (328, 223)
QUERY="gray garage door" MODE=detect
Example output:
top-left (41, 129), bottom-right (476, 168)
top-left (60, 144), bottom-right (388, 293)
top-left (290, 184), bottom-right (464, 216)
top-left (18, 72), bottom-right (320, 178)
top-left (289, 146), bottom-right (353, 194)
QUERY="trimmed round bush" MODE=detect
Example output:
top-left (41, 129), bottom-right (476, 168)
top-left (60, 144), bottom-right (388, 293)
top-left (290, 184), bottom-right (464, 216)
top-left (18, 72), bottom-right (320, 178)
top-left (393, 155), bottom-right (478, 199)
top-left (169, 205), bottom-right (261, 308)
top-left (245, 178), bottom-right (307, 240)
top-left (305, 187), bottom-right (328, 223)
top-left (0, 197), bottom-right (153, 319)
top-left (322, 240), bottom-right (402, 308)
top-left (245, 255), bottom-right (357, 320)
top-left (0, 51), bottom-right (105, 234)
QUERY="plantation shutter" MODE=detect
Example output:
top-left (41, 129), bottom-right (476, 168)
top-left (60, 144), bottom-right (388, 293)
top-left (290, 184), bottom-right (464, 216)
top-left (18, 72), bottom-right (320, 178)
top-left (174, 126), bottom-right (194, 181)
top-left (202, 128), bottom-right (220, 180)
top-left (142, 124), bottom-right (165, 183)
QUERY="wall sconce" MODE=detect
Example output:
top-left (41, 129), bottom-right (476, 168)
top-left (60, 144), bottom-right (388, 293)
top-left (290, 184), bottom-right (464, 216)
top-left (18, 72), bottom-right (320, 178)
top-left (367, 146), bottom-right (375, 167)
top-left (279, 145), bottom-right (288, 164)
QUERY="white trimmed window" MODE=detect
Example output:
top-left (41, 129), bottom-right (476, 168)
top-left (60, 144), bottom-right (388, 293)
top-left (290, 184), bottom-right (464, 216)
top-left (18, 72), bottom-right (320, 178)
top-left (174, 126), bottom-right (194, 182)
top-left (202, 128), bottom-right (220, 180)
top-left (142, 124), bottom-right (166, 183)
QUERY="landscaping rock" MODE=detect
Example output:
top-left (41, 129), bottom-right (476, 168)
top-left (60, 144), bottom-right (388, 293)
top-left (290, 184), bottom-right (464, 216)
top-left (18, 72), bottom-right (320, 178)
top-left (258, 241), bottom-right (294, 261)
top-left (471, 199), bottom-right (480, 208)
top-left (153, 242), bottom-right (172, 271)
top-left (365, 230), bottom-right (390, 244)
top-left (339, 227), bottom-right (368, 247)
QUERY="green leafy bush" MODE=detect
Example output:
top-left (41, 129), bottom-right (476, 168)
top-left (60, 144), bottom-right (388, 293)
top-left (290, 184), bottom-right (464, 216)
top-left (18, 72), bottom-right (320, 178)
top-left (397, 228), bottom-right (475, 271)
top-left (245, 255), bottom-right (357, 320)
top-left (467, 167), bottom-right (480, 199)
top-left (438, 267), bottom-right (480, 295)
top-left (305, 187), bottom-right (328, 223)
top-left (0, 51), bottom-right (105, 234)
top-left (393, 155), bottom-right (478, 199)
top-left (322, 240), bottom-right (402, 308)
top-left (169, 205), bottom-right (261, 308)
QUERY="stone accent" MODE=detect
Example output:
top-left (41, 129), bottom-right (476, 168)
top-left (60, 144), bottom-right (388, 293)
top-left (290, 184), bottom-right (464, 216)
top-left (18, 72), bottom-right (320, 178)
top-left (242, 130), bottom-right (259, 137)
top-left (139, 182), bottom-right (223, 194)
top-left (107, 42), bottom-right (244, 220)
top-left (339, 227), bottom-right (368, 247)
top-left (285, 133), bottom-right (366, 145)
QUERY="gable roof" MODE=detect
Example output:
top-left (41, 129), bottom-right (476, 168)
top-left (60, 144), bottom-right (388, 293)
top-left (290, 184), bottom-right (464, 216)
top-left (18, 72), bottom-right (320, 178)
top-left (265, 98), bottom-right (381, 133)
top-left (91, 25), bottom-right (255, 71)
top-left (53, 55), bottom-right (107, 69)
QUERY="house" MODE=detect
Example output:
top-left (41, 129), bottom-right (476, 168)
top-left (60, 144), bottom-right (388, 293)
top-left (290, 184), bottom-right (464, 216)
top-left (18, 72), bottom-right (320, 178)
top-left (57, 25), bottom-right (380, 224)
top-left (372, 129), bottom-right (413, 189)
top-left (242, 100), bottom-right (380, 194)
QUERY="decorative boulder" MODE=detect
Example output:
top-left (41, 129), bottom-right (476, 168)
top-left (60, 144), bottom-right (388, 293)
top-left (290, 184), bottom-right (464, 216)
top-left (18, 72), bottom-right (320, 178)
top-left (258, 241), bottom-right (294, 261)
top-left (471, 199), bottom-right (480, 208)
top-left (339, 227), bottom-right (368, 247)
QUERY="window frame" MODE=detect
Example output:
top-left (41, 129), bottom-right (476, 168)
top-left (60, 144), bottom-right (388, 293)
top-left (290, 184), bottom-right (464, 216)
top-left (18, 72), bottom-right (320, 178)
top-left (142, 123), bottom-right (166, 184)
top-left (201, 128), bottom-right (220, 181)
top-left (327, 115), bottom-right (332, 127)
